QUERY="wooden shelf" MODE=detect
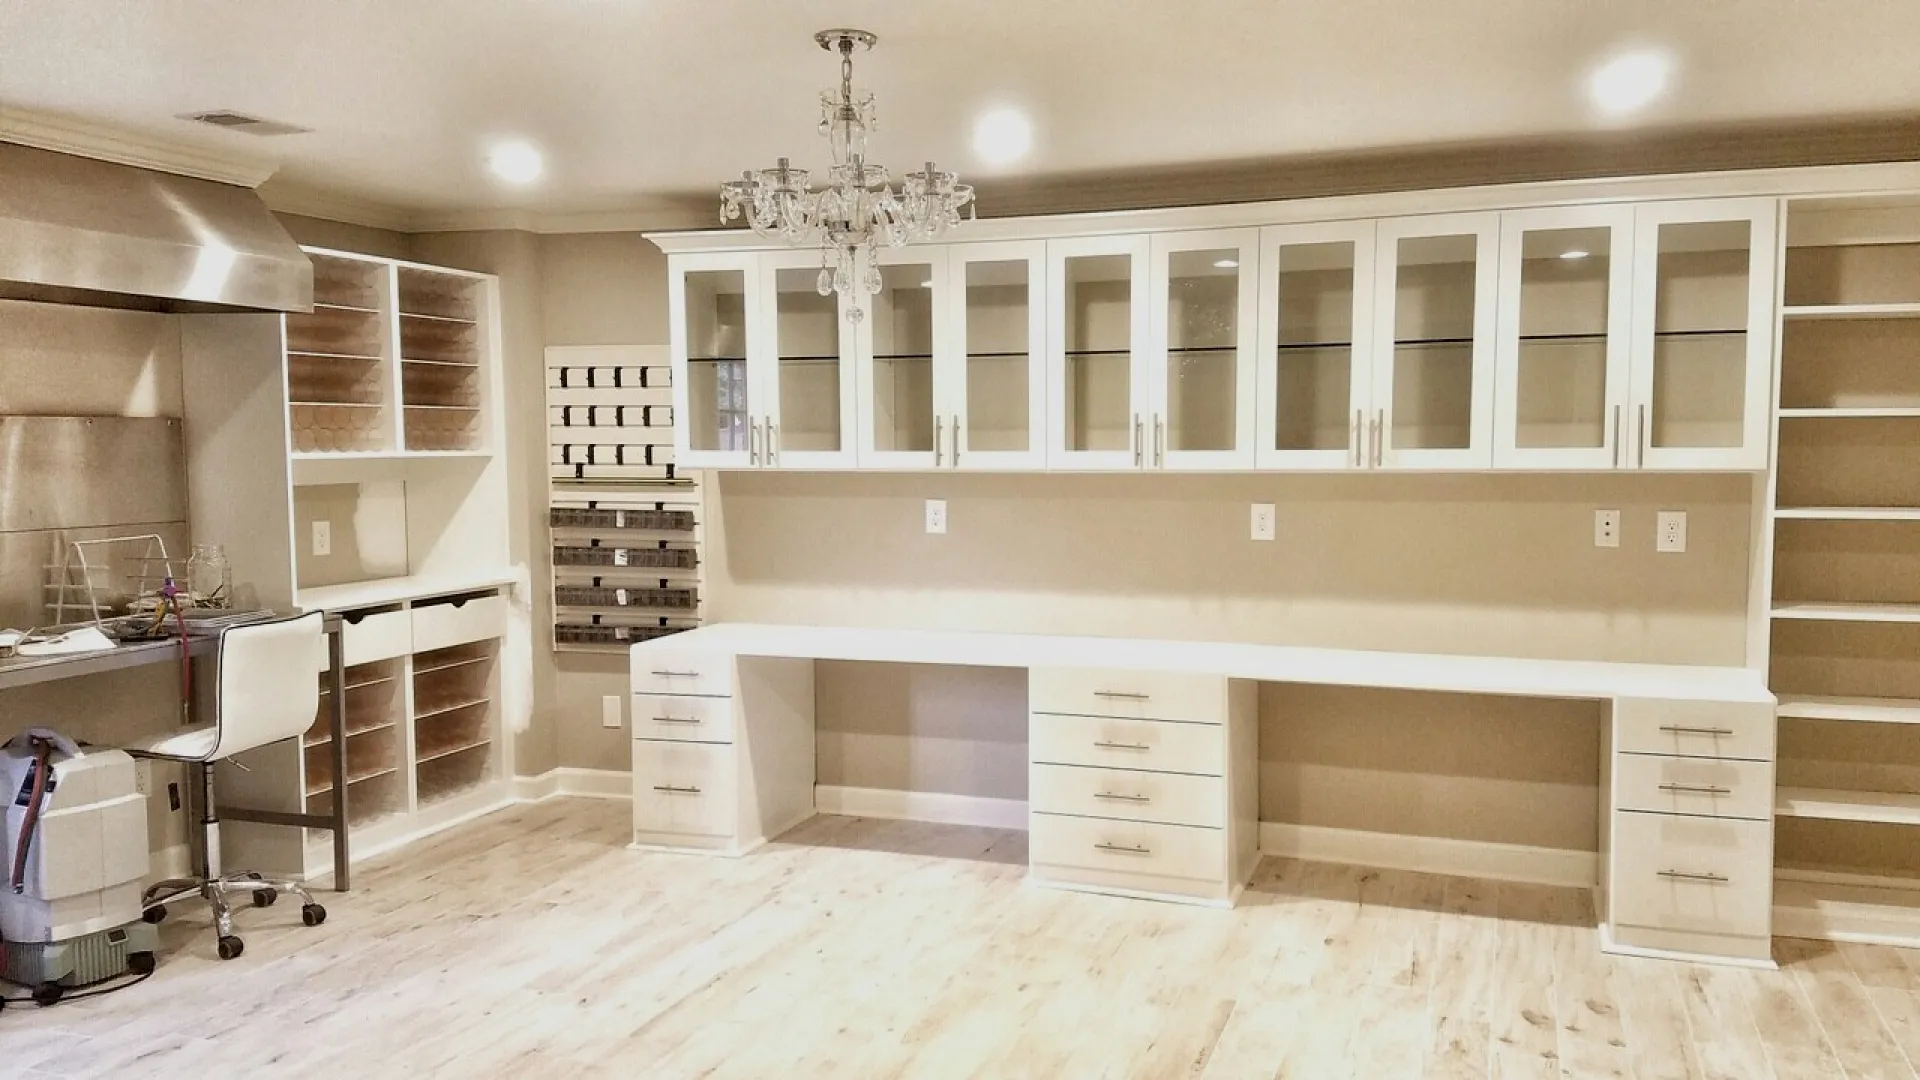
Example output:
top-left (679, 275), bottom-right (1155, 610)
top-left (412, 653), bottom-right (493, 676)
top-left (302, 719), bottom-right (397, 749)
top-left (1783, 303), bottom-right (1920, 320)
top-left (403, 357), bottom-right (481, 368)
top-left (1772, 602), bottom-right (1920, 623)
top-left (304, 764), bottom-right (398, 799)
top-left (1778, 787), bottom-right (1920, 825)
top-left (400, 311), bottom-right (477, 326)
top-left (414, 696), bottom-right (490, 722)
top-left (415, 736), bottom-right (491, 767)
top-left (1775, 507), bottom-right (1920, 521)
top-left (287, 350), bottom-right (383, 363)
top-left (317, 672), bottom-right (399, 694)
top-left (312, 302), bottom-right (382, 316)
top-left (1777, 694), bottom-right (1920, 724)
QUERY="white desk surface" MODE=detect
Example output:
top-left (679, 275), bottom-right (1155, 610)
top-left (634, 623), bottom-right (1774, 705)
top-left (296, 570), bottom-right (518, 613)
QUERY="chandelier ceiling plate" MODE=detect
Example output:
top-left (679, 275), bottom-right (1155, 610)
top-left (814, 29), bottom-right (877, 52)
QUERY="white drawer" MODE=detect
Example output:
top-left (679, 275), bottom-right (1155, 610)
top-left (1611, 812), bottom-right (1771, 939)
top-left (1616, 698), bottom-right (1774, 761)
top-left (1030, 812), bottom-right (1225, 886)
top-left (410, 593), bottom-right (506, 654)
top-left (339, 608), bottom-right (411, 666)
top-left (1030, 712), bottom-right (1224, 776)
top-left (1030, 763), bottom-right (1225, 828)
top-left (631, 740), bottom-right (736, 839)
top-left (630, 650), bottom-right (733, 698)
top-left (632, 693), bottom-right (735, 744)
top-left (1029, 667), bottom-right (1224, 724)
top-left (1615, 755), bottom-right (1773, 821)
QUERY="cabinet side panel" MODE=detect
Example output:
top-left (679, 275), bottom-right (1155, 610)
top-left (737, 655), bottom-right (816, 843)
top-left (1230, 678), bottom-right (1259, 887)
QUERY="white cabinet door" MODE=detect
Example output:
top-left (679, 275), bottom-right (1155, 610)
top-left (854, 247), bottom-right (946, 470)
top-left (1148, 229), bottom-right (1259, 470)
top-left (1255, 221), bottom-right (1377, 470)
top-left (759, 251), bottom-right (860, 469)
top-left (948, 240), bottom-right (1048, 471)
top-left (1627, 198), bottom-right (1779, 471)
top-left (668, 252), bottom-right (759, 470)
top-left (1047, 235), bottom-right (1150, 470)
top-left (1492, 205), bottom-right (1635, 470)
top-left (1372, 213), bottom-right (1501, 470)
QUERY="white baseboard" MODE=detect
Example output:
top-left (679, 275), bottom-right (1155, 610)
top-left (513, 767), bottom-right (632, 802)
top-left (1258, 821), bottom-right (1598, 889)
top-left (815, 784), bottom-right (1026, 830)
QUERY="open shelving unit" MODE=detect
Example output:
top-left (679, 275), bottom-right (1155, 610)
top-left (1767, 196), bottom-right (1920, 944)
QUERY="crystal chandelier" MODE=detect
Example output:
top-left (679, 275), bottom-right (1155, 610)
top-left (720, 29), bottom-right (975, 322)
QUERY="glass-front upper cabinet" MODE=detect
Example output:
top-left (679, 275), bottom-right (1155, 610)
top-left (1372, 213), bottom-right (1500, 469)
top-left (1492, 206), bottom-right (1634, 469)
top-left (1047, 235), bottom-right (1149, 470)
top-left (669, 252), bottom-right (759, 470)
top-left (947, 241), bottom-right (1047, 470)
top-left (1148, 230), bottom-right (1259, 470)
top-left (1628, 198), bottom-right (1778, 470)
top-left (1256, 221), bottom-right (1376, 469)
top-left (854, 251), bottom-right (946, 469)
top-left (760, 251), bottom-right (859, 469)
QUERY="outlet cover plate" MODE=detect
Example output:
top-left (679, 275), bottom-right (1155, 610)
top-left (601, 695), bottom-right (623, 729)
top-left (1252, 503), bottom-right (1276, 541)
top-left (925, 499), bottom-right (947, 535)
top-left (311, 519), bottom-right (332, 557)
top-left (1595, 509), bottom-right (1620, 548)
top-left (1656, 510), bottom-right (1687, 553)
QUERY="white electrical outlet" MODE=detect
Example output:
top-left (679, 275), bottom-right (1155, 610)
top-left (925, 499), bottom-right (947, 535)
top-left (311, 519), bottom-right (332, 557)
top-left (1251, 503), bottom-right (1276, 541)
top-left (601, 695), bottom-right (623, 729)
top-left (1594, 509), bottom-right (1621, 548)
top-left (1657, 510), bottom-right (1687, 553)
top-left (134, 759), bottom-right (152, 797)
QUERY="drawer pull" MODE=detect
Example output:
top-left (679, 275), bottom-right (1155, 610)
top-left (653, 716), bottom-right (703, 725)
top-left (652, 784), bottom-right (703, 795)
top-left (1657, 869), bottom-right (1729, 884)
top-left (1093, 690), bottom-right (1150, 701)
top-left (1094, 842), bottom-right (1152, 856)
top-left (650, 669), bottom-right (701, 678)
top-left (1659, 725), bottom-right (1734, 737)
top-left (1093, 740), bottom-right (1151, 751)
top-left (1659, 783), bottom-right (1730, 796)
top-left (1093, 792), bottom-right (1150, 803)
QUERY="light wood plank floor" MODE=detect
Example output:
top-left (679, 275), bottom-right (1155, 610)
top-left (8, 798), bottom-right (1920, 1079)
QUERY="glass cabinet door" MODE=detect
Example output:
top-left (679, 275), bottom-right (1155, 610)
top-left (855, 251), bottom-right (945, 469)
top-left (1372, 213), bottom-right (1500, 469)
top-left (669, 254), bottom-right (757, 469)
top-left (1149, 229), bottom-right (1258, 470)
top-left (1047, 235), bottom-right (1149, 469)
top-left (1256, 221), bottom-right (1376, 470)
top-left (761, 253), bottom-right (858, 469)
top-left (948, 241), bottom-right (1046, 470)
top-left (1492, 206), bottom-right (1634, 469)
top-left (1629, 199), bottom-right (1778, 470)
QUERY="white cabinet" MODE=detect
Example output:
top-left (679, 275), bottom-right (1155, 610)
top-left (1047, 235), bottom-right (1150, 469)
top-left (761, 251), bottom-right (859, 469)
top-left (854, 248), bottom-right (947, 470)
top-left (1148, 230), bottom-right (1260, 470)
top-left (947, 241), bottom-right (1048, 470)
top-left (669, 252), bottom-right (759, 470)
top-left (1256, 221), bottom-right (1377, 469)
top-left (1373, 213), bottom-right (1502, 470)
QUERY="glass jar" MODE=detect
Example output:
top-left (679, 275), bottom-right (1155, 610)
top-left (187, 543), bottom-right (232, 608)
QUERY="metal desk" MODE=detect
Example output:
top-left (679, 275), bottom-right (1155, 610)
top-left (0, 614), bottom-right (353, 891)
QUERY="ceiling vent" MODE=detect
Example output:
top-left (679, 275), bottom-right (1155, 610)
top-left (178, 111), bottom-right (312, 137)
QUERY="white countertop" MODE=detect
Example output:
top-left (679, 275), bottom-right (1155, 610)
top-left (297, 570), bottom-right (518, 613)
top-left (633, 623), bottom-right (1774, 704)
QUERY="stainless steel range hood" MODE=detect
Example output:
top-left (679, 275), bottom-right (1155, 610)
top-left (0, 142), bottom-right (312, 313)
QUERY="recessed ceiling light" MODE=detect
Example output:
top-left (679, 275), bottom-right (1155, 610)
top-left (1560, 249), bottom-right (1590, 260)
top-left (487, 140), bottom-right (544, 184)
top-left (972, 108), bottom-right (1032, 166)
top-left (1587, 50), bottom-right (1672, 116)
top-left (1212, 259), bottom-right (1239, 269)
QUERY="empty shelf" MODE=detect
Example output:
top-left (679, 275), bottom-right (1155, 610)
top-left (1782, 303), bottom-right (1920, 320)
top-left (303, 719), bottom-right (398, 749)
top-left (312, 302), bottom-right (382, 316)
top-left (1777, 787), bottom-right (1920, 826)
top-left (400, 311), bottom-right (477, 325)
top-left (1777, 694), bottom-right (1920, 724)
top-left (402, 357), bottom-right (481, 368)
top-left (1775, 507), bottom-right (1920, 521)
top-left (304, 764), bottom-right (399, 799)
top-left (412, 654), bottom-right (493, 676)
top-left (1779, 407), bottom-right (1920, 419)
top-left (1771, 602), bottom-right (1920, 623)
top-left (415, 736), bottom-right (491, 767)
top-left (287, 351), bottom-right (383, 363)
top-left (413, 696), bottom-right (490, 722)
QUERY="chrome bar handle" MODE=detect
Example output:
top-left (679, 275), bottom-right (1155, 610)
top-left (1133, 413), bottom-right (1143, 466)
top-left (769, 421), bottom-right (779, 465)
top-left (749, 419), bottom-right (760, 466)
top-left (1093, 690), bottom-right (1150, 700)
top-left (1093, 740), bottom-right (1151, 751)
top-left (1155, 413), bottom-right (1164, 468)
top-left (1094, 792), bottom-right (1150, 803)
top-left (652, 784), bottom-right (703, 794)
top-left (1638, 402), bottom-right (1647, 465)
top-left (1660, 725), bottom-right (1735, 737)
top-left (1094, 842), bottom-right (1152, 855)
top-left (1611, 404), bottom-right (1621, 469)
top-left (1370, 411), bottom-right (1383, 468)
top-left (650, 669), bottom-right (701, 678)
top-left (1353, 409), bottom-right (1363, 468)
top-left (951, 414), bottom-right (961, 467)
top-left (1659, 783), bottom-right (1730, 796)
top-left (653, 716), bottom-right (704, 725)
top-left (1657, 869), bottom-right (1729, 884)
top-left (934, 415), bottom-right (943, 467)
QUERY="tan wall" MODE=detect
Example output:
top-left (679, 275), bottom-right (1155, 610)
top-left (277, 213), bottom-right (414, 261)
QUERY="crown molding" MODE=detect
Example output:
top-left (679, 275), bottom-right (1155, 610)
top-left (258, 178), bottom-right (419, 234)
top-left (407, 202), bottom-right (711, 235)
top-left (0, 103), bottom-right (278, 187)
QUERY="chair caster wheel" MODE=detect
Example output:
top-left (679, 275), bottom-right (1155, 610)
top-left (33, 981), bottom-right (64, 1007)
top-left (217, 935), bottom-right (245, 961)
top-left (142, 905), bottom-right (167, 924)
top-left (302, 903), bottom-right (327, 927)
top-left (127, 951), bottom-right (157, 976)
top-left (252, 888), bottom-right (278, 908)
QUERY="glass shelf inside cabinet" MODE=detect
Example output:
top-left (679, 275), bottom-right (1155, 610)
top-left (1165, 249), bottom-right (1240, 452)
top-left (1062, 254), bottom-right (1133, 452)
top-left (1650, 220), bottom-right (1753, 450)
top-left (964, 259), bottom-right (1032, 453)
top-left (683, 269), bottom-right (750, 455)
top-left (870, 264), bottom-right (937, 453)
top-left (1391, 234), bottom-right (1479, 450)
top-left (1514, 226), bottom-right (1612, 449)
top-left (775, 267), bottom-right (843, 452)
top-left (1274, 241), bottom-right (1357, 452)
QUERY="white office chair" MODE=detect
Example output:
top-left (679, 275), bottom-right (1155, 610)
top-left (126, 610), bottom-right (328, 960)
